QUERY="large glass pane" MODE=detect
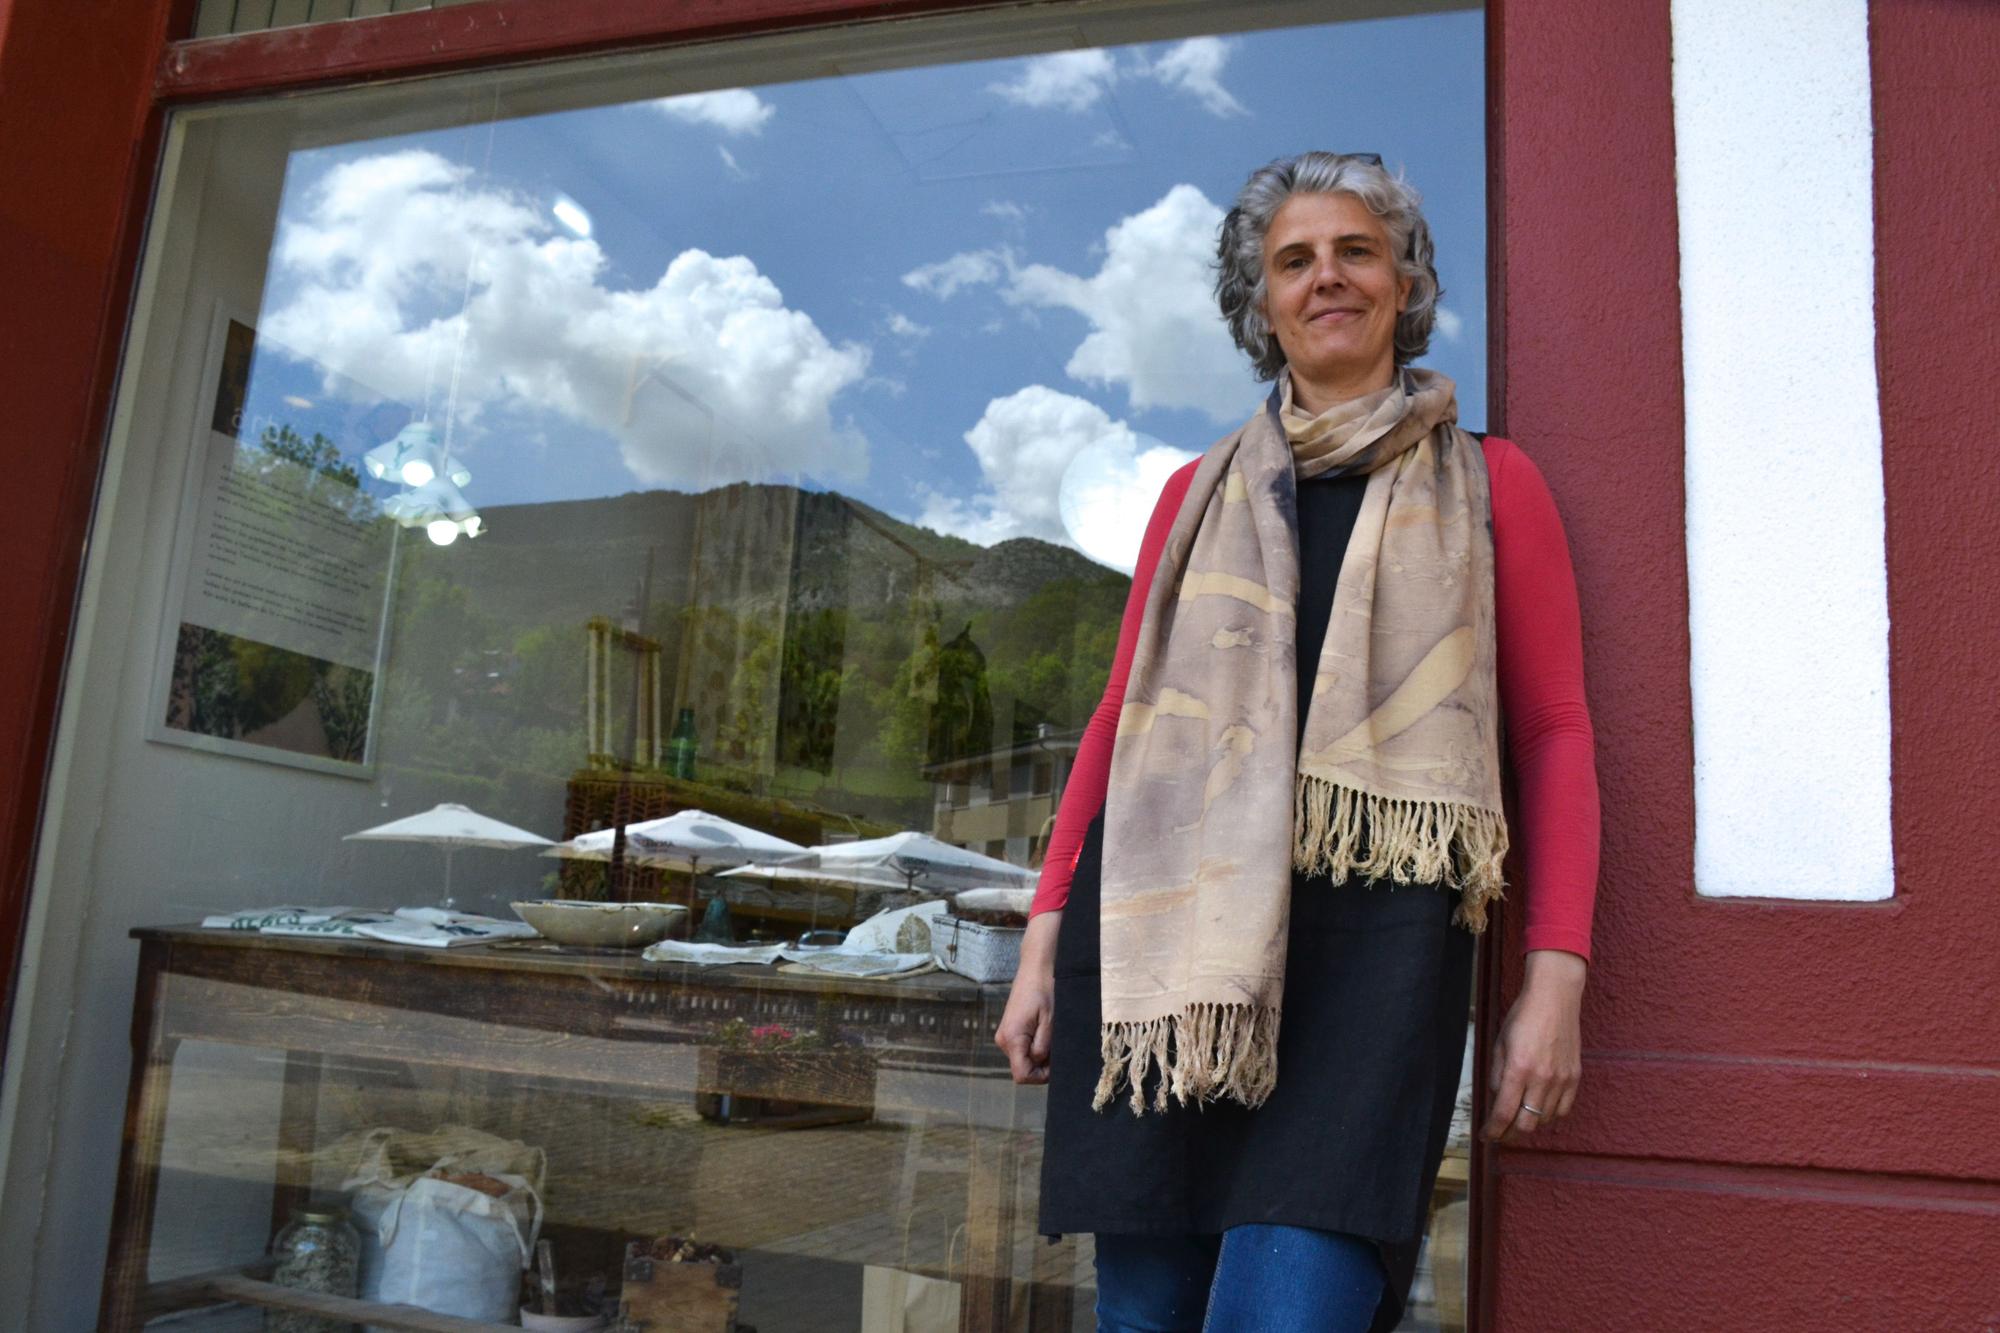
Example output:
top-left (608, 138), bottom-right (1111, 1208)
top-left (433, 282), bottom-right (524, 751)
top-left (0, 5), bottom-right (1484, 1329)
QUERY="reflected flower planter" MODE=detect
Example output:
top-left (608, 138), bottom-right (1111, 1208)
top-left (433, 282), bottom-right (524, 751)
top-left (694, 1045), bottom-right (877, 1127)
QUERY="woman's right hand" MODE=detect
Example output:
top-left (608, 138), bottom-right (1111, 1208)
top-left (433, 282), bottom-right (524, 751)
top-left (995, 910), bottom-right (1062, 1084)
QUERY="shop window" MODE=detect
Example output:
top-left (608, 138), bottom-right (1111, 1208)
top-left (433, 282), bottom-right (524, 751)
top-left (2, 5), bottom-right (1486, 1329)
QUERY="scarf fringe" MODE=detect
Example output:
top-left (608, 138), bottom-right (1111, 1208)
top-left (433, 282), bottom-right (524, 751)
top-left (1092, 1001), bottom-right (1281, 1116)
top-left (1291, 774), bottom-right (1510, 932)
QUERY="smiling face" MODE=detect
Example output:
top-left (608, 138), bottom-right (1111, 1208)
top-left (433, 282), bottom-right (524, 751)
top-left (1258, 191), bottom-right (1413, 407)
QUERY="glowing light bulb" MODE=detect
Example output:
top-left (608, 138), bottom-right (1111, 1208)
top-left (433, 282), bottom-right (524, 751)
top-left (426, 519), bottom-right (460, 546)
top-left (401, 457), bottom-right (436, 487)
top-left (462, 515), bottom-right (483, 538)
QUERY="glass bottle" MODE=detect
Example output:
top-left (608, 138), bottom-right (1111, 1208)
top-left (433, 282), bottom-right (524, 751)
top-left (695, 889), bottom-right (736, 943)
top-left (667, 706), bottom-right (699, 779)
top-left (268, 1207), bottom-right (360, 1333)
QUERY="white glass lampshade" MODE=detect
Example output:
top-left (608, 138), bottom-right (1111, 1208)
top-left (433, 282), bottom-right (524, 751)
top-left (364, 421), bottom-right (469, 489)
top-left (382, 476), bottom-right (482, 541)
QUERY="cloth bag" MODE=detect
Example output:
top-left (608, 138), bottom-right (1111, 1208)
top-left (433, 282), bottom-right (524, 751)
top-left (339, 1126), bottom-right (545, 1327)
top-left (861, 1264), bottom-right (962, 1331)
top-left (861, 1223), bottom-right (963, 1332)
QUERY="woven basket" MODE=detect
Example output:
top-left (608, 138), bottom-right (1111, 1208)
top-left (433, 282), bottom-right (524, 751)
top-left (928, 914), bottom-right (1024, 983)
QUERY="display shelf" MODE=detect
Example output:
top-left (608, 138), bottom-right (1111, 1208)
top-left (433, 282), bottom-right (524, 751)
top-left (159, 1264), bottom-right (524, 1328)
top-left (143, 1270), bottom-right (521, 1331)
top-left (101, 928), bottom-right (1058, 1332)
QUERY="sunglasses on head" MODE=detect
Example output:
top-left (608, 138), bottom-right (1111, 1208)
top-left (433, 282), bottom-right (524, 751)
top-left (1341, 152), bottom-right (1384, 166)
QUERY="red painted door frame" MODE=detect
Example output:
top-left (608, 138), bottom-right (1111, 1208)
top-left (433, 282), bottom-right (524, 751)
top-left (0, 0), bottom-right (197, 1064)
top-left (1485, 1), bottom-right (2000, 1328)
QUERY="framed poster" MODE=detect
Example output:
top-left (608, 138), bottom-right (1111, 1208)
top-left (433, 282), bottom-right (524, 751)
top-left (146, 304), bottom-right (403, 777)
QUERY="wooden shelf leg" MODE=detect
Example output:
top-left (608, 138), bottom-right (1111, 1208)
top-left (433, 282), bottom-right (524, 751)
top-left (959, 1094), bottom-right (1025, 1333)
top-left (269, 1048), bottom-right (326, 1239)
top-left (99, 1012), bottom-right (181, 1332)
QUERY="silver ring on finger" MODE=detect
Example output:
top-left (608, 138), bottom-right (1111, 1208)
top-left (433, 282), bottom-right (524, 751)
top-left (1519, 1101), bottom-right (1545, 1117)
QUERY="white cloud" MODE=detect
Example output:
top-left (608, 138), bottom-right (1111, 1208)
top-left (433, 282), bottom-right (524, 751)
top-left (648, 88), bottom-right (775, 135)
top-left (717, 145), bottom-right (750, 179)
top-left (1004, 184), bottom-right (1254, 422)
top-left (901, 248), bottom-right (1007, 299)
top-left (981, 200), bottom-right (1030, 225)
top-left (916, 385), bottom-right (1194, 571)
top-left (886, 312), bottom-right (931, 341)
top-left (988, 41), bottom-right (1248, 119)
top-left (1142, 38), bottom-right (1247, 118)
top-left (1434, 306), bottom-right (1465, 342)
top-left (915, 488), bottom-right (1025, 548)
top-left (987, 50), bottom-right (1118, 112)
top-left (264, 150), bottom-right (869, 489)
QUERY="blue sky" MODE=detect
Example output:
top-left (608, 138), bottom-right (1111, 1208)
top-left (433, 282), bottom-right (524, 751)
top-left (241, 8), bottom-right (1484, 570)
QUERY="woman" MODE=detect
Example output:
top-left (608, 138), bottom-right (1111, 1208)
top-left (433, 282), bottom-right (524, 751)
top-left (994, 151), bottom-right (1600, 1332)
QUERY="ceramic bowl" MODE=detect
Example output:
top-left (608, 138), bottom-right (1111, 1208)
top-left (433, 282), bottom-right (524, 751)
top-left (510, 899), bottom-right (688, 948)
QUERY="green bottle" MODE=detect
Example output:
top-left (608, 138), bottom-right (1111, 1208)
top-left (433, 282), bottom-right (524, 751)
top-left (667, 706), bottom-right (698, 779)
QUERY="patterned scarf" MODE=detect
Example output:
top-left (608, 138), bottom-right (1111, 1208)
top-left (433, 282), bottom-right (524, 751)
top-left (1094, 366), bottom-right (1508, 1116)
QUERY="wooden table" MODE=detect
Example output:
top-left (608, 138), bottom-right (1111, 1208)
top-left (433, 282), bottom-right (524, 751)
top-left (101, 926), bottom-right (1065, 1331)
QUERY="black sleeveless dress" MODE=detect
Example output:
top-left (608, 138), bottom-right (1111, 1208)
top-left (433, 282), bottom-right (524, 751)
top-left (1037, 469), bottom-right (1479, 1333)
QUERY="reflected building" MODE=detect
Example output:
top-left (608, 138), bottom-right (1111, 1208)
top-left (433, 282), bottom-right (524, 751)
top-left (924, 724), bottom-right (1082, 869)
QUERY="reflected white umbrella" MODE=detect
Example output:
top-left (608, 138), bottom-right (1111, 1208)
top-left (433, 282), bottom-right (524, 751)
top-left (542, 816), bottom-right (690, 867)
top-left (624, 810), bottom-right (808, 876)
top-left (344, 802), bottom-right (553, 911)
top-left (544, 811), bottom-right (805, 873)
top-left (546, 810), bottom-right (808, 916)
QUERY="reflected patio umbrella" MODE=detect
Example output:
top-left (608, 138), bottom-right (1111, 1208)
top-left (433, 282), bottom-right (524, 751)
top-left (541, 815), bottom-right (690, 866)
top-left (718, 830), bottom-right (1033, 895)
top-left (344, 802), bottom-right (554, 911)
top-left (624, 810), bottom-right (807, 876)
top-left (545, 811), bottom-right (807, 915)
top-left (630, 810), bottom-right (810, 917)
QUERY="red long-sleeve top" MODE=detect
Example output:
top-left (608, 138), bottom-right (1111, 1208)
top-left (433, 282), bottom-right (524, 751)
top-left (1028, 437), bottom-right (1600, 962)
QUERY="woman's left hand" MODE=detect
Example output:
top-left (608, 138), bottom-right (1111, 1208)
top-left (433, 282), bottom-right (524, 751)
top-left (1479, 949), bottom-right (1586, 1144)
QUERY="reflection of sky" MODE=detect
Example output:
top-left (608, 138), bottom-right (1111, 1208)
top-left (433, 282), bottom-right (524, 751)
top-left (243, 10), bottom-right (1484, 563)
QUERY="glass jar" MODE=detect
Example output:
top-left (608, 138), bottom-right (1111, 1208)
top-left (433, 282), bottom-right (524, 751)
top-left (268, 1207), bottom-right (360, 1333)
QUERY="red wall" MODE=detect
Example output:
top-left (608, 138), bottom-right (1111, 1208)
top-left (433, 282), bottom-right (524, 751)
top-left (1487, 0), bottom-right (2000, 1325)
top-left (0, 0), bottom-right (188, 1062)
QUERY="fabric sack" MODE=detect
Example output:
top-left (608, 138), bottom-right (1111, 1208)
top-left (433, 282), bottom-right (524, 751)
top-left (860, 1263), bottom-right (961, 1332)
top-left (861, 1222), bottom-right (963, 1333)
top-left (339, 1127), bottom-right (544, 1328)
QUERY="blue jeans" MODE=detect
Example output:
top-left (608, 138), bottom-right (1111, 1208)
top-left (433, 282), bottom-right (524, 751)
top-left (1093, 1224), bottom-right (1384, 1332)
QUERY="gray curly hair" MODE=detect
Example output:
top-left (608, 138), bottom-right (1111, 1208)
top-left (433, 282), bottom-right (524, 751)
top-left (1214, 152), bottom-right (1442, 381)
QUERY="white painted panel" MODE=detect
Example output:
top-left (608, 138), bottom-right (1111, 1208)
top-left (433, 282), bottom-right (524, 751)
top-left (1673, 0), bottom-right (1893, 900)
